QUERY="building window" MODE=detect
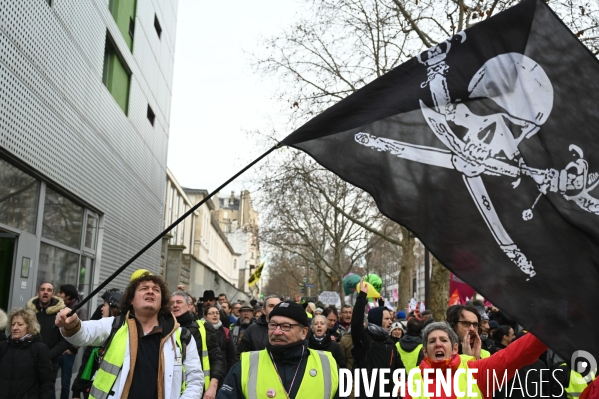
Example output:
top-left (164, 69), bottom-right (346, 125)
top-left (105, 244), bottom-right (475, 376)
top-left (172, 195), bottom-right (180, 245)
top-left (180, 204), bottom-right (186, 246)
top-left (233, 260), bottom-right (237, 269)
top-left (84, 212), bottom-right (99, 250)
top-left (154, 15), bottom-right (162, 38)
top-left (0, 158), bottom-right (40, 234)
top-left (109, 0), bottom-right (137, 51)
top-left (147, 105), bottom-right (155, 126)
top-left (42, 187), bottom-right (84, 249)
top-left (37, 243), bottom-right (79, 289)
top-left (102, 34), bottom-right (131, 115)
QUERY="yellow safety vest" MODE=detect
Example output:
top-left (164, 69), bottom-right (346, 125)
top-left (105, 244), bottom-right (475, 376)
top-left (561, 362), bottom-right (591, 399)
top-left (240, 348), bottom-right (338, 399)
top-left (480, 349), bottom-right (490, 359)
top-left (410, 355), bottom-right (483, 399)
top-left (197, 319), bottom-right (211, 391)
top-left (396, 342), bottom-right (423, 374)
top-left (89, 322), bottom-right (185, 399)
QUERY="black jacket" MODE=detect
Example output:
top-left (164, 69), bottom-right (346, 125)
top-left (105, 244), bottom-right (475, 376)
top-left (398, 334), bottom-right (425, 368)
top-left (351, 292), bottom-right (403, 398)
top-left (217, 341), bottom-right (340, 399)
top-left (235, 314), bottom-right (269, 361)
top-left (0, 334), bottom-right (55, 399)
top-left (213, 325), bottom-right (236, 374)
top-left (176, 312), bottom-right (226, 383)
top-left (27, 296), bottom-right (70, 362)
top-left (307, 332), bottom-right (347, 368)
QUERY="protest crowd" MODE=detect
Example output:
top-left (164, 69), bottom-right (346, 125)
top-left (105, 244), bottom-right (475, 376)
top-left (0, 270), bottom-right (593, 399)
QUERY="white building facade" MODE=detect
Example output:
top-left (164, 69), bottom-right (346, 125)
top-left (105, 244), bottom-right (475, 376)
top-left (0, 0), bottom-right (178, 311)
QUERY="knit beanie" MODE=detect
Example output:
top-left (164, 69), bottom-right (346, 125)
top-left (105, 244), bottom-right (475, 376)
top-left (368, 306), bottom-right (386, 327)
top-left (269, 301), bottom-right (310, 327)
top-left (396, 310), bottom-right (407, 320)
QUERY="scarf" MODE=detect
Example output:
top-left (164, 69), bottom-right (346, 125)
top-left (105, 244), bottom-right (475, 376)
top-left (212, 320), bottom-right (222, 329)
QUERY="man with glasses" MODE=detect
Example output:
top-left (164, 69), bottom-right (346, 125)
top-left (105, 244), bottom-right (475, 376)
top-left (230, 303), bottom-right (241, 325)
top-left (446, 304), bottom-right (486, 359)
top-left (217, 301), bottom-right (339, 399)
top-left (338, 305), bottom-right (352, 336)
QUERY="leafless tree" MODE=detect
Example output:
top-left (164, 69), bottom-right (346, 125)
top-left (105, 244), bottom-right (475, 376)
top-left (255, 0), bottom-right (599, 310)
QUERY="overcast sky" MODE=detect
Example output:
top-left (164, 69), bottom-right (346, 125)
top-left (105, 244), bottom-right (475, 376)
top-left (167, 0), bottom-right (299, 195)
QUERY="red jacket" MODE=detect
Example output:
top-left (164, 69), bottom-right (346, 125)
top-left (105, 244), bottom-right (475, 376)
top-left (405, 333), bottom-right (547, 399)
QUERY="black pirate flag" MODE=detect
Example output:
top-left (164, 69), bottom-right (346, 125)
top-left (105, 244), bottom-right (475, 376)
top-left (282, 0), bottom-right (599, 363)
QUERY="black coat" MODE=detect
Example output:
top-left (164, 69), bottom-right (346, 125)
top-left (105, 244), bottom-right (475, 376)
top-left (0, 334), bottom-right (55, 399)
top-left (176, 312), bottom-right (226, 383)
top-left (235, 314), bottom-right (269, 361)
top-left (27, 296), bottom-right (70, 363)
top-left (213, 325), bottom-right (236, 374)
top-left (307, 332), bottom-right (347, 368)
top-left (351, 292), bottom-right (403, 398)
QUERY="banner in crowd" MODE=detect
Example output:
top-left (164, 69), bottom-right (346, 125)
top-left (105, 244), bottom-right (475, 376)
top-left (449, 273), bottom-right (476, 305)
top-left (281, 0), bottom-right (599, 360)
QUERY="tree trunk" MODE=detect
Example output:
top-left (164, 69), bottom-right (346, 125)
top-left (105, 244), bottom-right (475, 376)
top-left (429, 255), bottom-right (450, 321)
top-left (397, 227), bottom-right (416, 312)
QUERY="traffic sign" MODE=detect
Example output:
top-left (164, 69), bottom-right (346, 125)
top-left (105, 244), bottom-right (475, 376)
top-left (302, 277), bottom-right (307, 283)
top-left (305, 284), bottom-right (315, 288)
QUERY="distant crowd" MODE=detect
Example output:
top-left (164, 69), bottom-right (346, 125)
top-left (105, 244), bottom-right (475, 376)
top-left (0, 271), bottom-right (592, 399)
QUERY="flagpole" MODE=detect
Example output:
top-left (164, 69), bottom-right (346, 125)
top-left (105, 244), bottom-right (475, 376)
top-left (68, 144), bottom-right (280, 316)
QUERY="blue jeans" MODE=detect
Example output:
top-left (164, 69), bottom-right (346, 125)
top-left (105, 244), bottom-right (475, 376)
top-left (58, 352), bottom-right (76, 399)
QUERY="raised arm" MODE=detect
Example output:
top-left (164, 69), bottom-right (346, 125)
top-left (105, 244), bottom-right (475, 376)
top-left (473, 333), bottom-right (548, 395)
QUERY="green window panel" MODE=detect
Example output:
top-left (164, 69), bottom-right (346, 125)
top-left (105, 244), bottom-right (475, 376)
top-left (109, 0), bottom-right (137, 51)
top-left (103, 38), bottom-right (131, 115)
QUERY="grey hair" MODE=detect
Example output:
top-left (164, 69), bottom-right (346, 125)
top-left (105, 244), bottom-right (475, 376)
top-left (171, 290), bottom-right (192, 305)
top-left (422, 321), bottom-right (459, 347)
top-left (263, 294), bottom-right (281, 308)
top-left (311, 315), bottom-right (327, 328)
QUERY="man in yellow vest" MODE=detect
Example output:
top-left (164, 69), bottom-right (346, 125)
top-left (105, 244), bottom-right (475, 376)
top-left (396, 318), bottom-right (424, 373)
top-left (217, 301), bottom-right (339, 399)
top-left (55, 272), bottom-right (203, 399)
top-left (171, 291), bottom-right (225, 399)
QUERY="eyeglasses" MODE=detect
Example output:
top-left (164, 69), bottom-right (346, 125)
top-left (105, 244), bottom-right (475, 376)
top-left (268, 322), bottom-right (301, 332)
top-left (457, 320), bottom-right (479, 329)
top-left (206, 312), bottom-right (220, 316)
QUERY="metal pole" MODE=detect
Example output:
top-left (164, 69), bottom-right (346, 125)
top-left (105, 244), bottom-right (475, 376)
top-left (69, 144), bottom-right (279, 316)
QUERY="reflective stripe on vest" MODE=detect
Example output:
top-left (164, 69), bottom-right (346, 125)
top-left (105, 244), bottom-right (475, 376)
top-left (197, 319), bottom-right (211, 391)
top-left (561, 362), bottom-right (590, 399)
top-left (89, 322), bottom-right (129, 399)
top-left (89, 323), bottom-right (185, 399)
top-left (410, 355), bottom-right (483, 399)
top-left (240, 348), bottom-right (338, 399)
top-left (396, 343), bottom-right (423, 374)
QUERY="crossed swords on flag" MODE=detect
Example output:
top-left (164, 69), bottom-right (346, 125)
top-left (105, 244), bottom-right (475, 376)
top-left (355, 32), bottom-right (599, 281)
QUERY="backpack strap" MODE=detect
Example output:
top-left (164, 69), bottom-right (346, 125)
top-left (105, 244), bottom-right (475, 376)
top-left (224, 327), bottom-right (230, 342)
top-left (232, 326), bottom-right (240, 345)
top-left (179, 327), bottom-right (191, 362)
